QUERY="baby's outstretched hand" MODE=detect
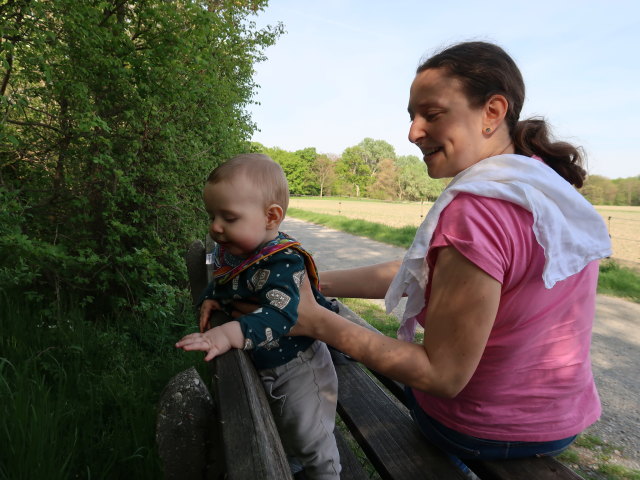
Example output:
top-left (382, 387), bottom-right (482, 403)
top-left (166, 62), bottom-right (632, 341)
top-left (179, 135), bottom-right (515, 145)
top-left (176, 321), bottom-right (244, 361)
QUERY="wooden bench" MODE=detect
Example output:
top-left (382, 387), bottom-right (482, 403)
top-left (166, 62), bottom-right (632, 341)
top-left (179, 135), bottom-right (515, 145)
top-left (156, 239), bottom-right (585, 480)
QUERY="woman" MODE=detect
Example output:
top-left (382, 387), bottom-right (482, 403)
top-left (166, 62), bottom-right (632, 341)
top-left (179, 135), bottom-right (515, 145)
top-left (242, 42), bottom-right (612, 465)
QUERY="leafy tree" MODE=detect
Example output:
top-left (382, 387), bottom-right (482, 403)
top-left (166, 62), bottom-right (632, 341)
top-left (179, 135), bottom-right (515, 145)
top-left (335, 145), bottom-right (372, 197)
top-left (396, 155), bottom-right (445, 201)
top-left (257, 145), bottom-right (316, 195)
top-left (0, 0), bottom-right (282, 315)
top-left (334, 138), bottom-right (397, 197)
top-left (311, 154), bottom-right (336, 197)
top-left (581, 175), bottom-right (616, 205)
top-left (356, 138), bottom-right (397, 175)
top-left (368, 158), bottom-right (398, 200)
top-left (292, 147), bottom-right (319, 194)
top-left (612, 177), bottom-right (640, 206)
top-left (294, 147), bottom-right (318, 164)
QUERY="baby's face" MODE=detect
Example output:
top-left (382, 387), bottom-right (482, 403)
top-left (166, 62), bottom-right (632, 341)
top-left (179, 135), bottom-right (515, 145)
top-left (204, 177), bottom-right (271, 257)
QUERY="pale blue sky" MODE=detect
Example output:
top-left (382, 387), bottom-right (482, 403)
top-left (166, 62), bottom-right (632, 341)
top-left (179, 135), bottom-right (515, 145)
top-left (247, 1), bottom-right (640, 179)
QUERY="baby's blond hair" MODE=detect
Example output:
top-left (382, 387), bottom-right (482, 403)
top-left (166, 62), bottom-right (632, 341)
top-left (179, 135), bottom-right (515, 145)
top-left (206, 154), bottom-right (289, 214)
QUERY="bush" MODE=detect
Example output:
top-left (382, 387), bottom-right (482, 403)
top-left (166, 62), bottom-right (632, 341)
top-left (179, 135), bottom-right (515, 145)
top-left (0, 0), bottom-right (282, 317)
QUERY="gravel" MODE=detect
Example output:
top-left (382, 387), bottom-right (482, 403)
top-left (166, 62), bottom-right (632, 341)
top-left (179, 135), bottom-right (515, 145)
top-left (586, 295), bottom-right (640, 469)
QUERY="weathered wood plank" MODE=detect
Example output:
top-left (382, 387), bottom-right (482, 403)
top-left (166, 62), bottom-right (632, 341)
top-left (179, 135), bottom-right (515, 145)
top-left (336, 361), bottom-right (467, 480)
top-left (185, 239), bottom-right (208, 305)
top-left (334, 428), bottom-right (370, 480)
top-left (209, 310), bottom-right (294, 480)
top-left (334, 301), bottom-right (409, 406)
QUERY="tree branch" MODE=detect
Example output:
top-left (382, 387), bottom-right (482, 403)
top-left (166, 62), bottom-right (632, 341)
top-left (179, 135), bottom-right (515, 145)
top-left (98, 0), bottom-right (129, 27)
top-left (1, 52), bottom-right (12, 96)
top-left (24, 103), bottom-right (58, 120)
top-left (7, 119), bottom-right (61, 133)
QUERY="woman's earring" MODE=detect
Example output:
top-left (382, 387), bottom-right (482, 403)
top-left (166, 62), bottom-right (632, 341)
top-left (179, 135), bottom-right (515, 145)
top-left (484, 127), bottom-right (491, 133)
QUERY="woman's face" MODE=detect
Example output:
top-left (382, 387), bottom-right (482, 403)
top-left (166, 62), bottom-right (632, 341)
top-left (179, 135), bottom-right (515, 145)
top-left (407, 68), bottom-right (491, 178)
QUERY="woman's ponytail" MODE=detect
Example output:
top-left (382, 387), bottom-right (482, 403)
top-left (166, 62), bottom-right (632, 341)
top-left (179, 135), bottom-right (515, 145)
top-left (513, 118), bottom-right (586, 188)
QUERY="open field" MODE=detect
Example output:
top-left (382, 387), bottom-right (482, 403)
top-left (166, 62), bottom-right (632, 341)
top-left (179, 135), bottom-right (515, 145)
top-left (290, 197), bottom-right (640, 266)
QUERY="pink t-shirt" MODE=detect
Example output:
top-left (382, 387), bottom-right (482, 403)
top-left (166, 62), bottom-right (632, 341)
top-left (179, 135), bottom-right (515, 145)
top-left (413, 193), bottom-right (601, 441)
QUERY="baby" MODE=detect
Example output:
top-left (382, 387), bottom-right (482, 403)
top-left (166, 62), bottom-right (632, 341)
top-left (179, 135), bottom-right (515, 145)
top-left (176, 153), bottom-right (341, 479)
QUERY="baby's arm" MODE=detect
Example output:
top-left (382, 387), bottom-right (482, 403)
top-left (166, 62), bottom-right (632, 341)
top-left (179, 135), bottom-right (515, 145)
top-left (175, 321), bottom-right (245, 361)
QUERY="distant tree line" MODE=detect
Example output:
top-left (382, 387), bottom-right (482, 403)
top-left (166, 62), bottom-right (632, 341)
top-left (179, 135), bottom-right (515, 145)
top-left (254, 138), bottom-right (447, 202)
top-left (581, 175), bottom-right (640, 206)
top-left (256, 141), bottom-right (639, 207)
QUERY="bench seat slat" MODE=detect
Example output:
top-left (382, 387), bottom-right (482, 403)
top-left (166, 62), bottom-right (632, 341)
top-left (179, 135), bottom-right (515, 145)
top-left (336, 360), bottom-right (467, 480)
top-left (334, 429), bottom-right (371, 480)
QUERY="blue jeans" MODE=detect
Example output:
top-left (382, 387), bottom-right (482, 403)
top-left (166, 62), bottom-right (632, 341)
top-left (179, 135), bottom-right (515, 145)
top-left (405, 387), bottom-right (576, 461)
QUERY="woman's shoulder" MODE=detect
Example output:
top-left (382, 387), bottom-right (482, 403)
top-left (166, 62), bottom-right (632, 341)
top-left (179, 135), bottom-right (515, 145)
top-left (449, 192), bottom-right (531, 215)
top-left (432, 193), bottom-right (540, 286)
top-left (443, 192), bottom-right (534, 230)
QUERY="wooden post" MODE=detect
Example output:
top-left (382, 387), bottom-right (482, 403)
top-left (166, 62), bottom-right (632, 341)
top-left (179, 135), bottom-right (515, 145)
top-left (156, 367), bottom-right (217, 479)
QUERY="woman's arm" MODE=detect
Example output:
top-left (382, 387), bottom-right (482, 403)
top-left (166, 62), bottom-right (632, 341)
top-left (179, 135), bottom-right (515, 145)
top-left (295, 247), bottom-right (500, 398)
top-left (319, 260), bottom-right (401, 299)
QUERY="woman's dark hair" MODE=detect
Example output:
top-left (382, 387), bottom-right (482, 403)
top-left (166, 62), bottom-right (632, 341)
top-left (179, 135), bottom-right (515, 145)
top-left (417, 41), bottom-right (586, 187)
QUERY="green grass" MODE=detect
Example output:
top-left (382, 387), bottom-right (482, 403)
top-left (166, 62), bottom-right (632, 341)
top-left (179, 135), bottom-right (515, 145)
top-left (289, 208), bottom-right (640, 303)
top-left (288, 207), bottom-right (417, 249)
top-left (598, 259), bottom-right (640, 302)
top-left (296, 195), bottom-right (394, 203)
top-left (0, 294), bottom-right (203, 480)
top-left (557, 434), bottom-right (640, 480)
top-left (339, 298), bottom-right (423, 344)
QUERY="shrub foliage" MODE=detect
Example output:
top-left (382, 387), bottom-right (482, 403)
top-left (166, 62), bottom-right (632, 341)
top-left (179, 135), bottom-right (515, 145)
top-left (0, 0), bottom-right (282, 315)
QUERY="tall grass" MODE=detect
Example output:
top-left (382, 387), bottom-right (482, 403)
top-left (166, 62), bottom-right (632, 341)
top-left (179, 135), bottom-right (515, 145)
top-left (0, 294), bottom-right (202, 479)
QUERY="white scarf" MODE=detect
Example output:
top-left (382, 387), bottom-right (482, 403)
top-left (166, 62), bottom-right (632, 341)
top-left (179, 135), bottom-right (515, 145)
top-left (384, 154), bottom-right (612, 341)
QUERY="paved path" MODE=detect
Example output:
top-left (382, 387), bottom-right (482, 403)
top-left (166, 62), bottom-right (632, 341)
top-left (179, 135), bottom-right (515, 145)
top-left (283, 217), bottom-right (640, 468)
